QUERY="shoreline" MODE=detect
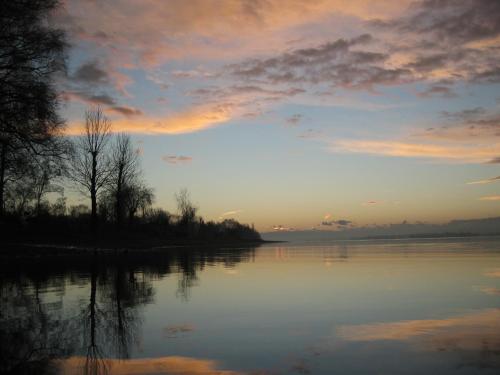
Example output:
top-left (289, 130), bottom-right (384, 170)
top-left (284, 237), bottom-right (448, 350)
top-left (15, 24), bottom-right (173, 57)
top-left (0, 239), bottom-right (285, 258)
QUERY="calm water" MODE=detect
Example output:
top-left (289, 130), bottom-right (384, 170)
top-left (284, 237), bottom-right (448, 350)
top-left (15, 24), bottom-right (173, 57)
top-left (2, 238), bottom-right (500, 374)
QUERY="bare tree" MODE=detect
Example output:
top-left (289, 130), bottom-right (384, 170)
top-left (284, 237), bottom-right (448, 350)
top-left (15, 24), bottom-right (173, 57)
top-left (70, 107), bottom-right (112, 231)
top-left (109, 134), bottom-right (139, 225)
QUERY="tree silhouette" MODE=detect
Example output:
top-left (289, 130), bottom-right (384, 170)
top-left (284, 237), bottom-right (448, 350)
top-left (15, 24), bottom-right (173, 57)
top-left (70, 107), bottom-right (112, 231)
top-left (0, 0), bottom-right (67, 216)
top-left (108, 134), bottom-right (140, 225)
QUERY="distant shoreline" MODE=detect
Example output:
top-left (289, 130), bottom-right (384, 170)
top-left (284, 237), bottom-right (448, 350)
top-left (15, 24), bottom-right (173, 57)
top-left (355, 232), bottom-right (500, 241)
top-left (261, 233), bottom-right (500, 243)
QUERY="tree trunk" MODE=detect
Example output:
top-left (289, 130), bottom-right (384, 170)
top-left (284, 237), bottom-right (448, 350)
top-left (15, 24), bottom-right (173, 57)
top-left (0, 142), bottom-right (6, 217)
top-left (115, 165), bottom-right (123, 226)
top-left (90, 151), bottom-right (98, 232)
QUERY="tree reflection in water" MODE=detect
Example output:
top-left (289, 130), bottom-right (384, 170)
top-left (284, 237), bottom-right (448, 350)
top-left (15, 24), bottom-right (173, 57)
top-left (0, 247), bottom-right (255, 375)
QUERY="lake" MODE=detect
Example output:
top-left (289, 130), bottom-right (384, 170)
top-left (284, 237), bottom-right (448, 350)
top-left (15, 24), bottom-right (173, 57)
top-left (1, 237), bottom-right (500, 374)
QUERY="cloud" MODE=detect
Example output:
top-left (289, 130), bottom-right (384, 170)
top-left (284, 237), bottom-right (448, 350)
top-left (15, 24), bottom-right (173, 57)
top-left (374, 0), bottom-right (500, 45)
top-left (229, 35), bottom-right (416, 91)
top-left (322, 219), bottom-right (352, 226)
top-left (171, 69), bottom-right (218, 79)
top-left (479, 195), bottom-right (500, 201)
top-left (162, 155), bottom-right (193, 165)
top-left (330, 139), bottom-right (500, 164)
top-left (467, 176), bottom-right (500, 185)
top-left (285, 114), bottom-right (303, 126)
top-left (64, 60), bottom-right (138, 116)
top-left (66, 57), bottom-right (133, 97)
top-left (474, 67), bottom-right (500, 84)
top-left (335, 220), bottom-right (352, 226)
top-left (67, 103), bottom-right (233, 135)
top-left (62, 91), bottom-right (116, 106)
top-left (59, 0), bottom-right (410, 69)
top-left (221, 0), bottom-right (500, 97)
top-left (406, 53), bottom-right (454, 73)
top-left (108, 105), bottom-right (143, 117)
top-left (273, 225), bottom-right (295, 231)
top-left (442, 107), bottom-right (487, 121)
top-left (62, 91), bottom-right (143, 118)
top-left (59, 0), bottom-right (500, 141)
top-left (298, 128), bottom-right (323, 140)
top-left (219, 210), bottom-right (243, 219)
top-left (432, 107), bottom-right (500, 141)
top-left (189, 85), bottom-right (306, 103)
top-left (417, 85), bottom-right (457, 98)
top-left (55, 0), bottom-right (500, 153)
top-left (72, 61), bottom-right (109, 84)
top-left (183, 85), bottom-right (307, 125)
top-left (363, 200), bottom-right (380, 206)
top-left (371, 0), bottom-right (500, 87)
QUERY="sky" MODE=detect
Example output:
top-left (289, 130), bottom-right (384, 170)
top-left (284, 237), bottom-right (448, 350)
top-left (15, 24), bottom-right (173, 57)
top-left (55, 0), bottom-right (500, 231)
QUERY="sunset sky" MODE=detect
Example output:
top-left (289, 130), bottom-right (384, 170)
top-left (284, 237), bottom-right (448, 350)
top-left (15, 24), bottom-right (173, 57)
top-left (56, 0), bottom-right (500, 231)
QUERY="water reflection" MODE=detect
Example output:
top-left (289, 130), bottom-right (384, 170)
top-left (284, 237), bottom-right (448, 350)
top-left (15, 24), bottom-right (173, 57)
top-left (0, 247), bottom-right (255, 375)
top-left (338, 309), bottom-right (500, 369)
top-left (79, 259), bottom-right (155, 375)
top-left (2, 240), bottom-right (500, 375)
top-left (0, 279), bottom-right (72, 375)
top-left (57, 356), bottom-right (240, 375)
top-left (480, 287), bottom-right (500, 295)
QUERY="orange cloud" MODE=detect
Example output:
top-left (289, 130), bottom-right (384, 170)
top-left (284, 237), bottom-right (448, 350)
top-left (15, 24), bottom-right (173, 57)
top-left (467, 176), bottom-right (500, 185)
top-left (330, 139), bottom-right (500, 164)
top-left (66, 104), bottom-right (233, 135)
top-left (219, 210), bottom-right (243, 219)
top-left (479, 195), bottom-right (500, 201)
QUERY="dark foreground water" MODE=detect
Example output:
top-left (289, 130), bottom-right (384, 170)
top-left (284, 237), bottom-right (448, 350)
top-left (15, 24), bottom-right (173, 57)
top-left (1, 238), bottom-right (500, 374)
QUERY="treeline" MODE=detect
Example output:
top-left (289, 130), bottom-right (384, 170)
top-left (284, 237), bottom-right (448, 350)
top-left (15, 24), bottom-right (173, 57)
top-left (2, 107), bottom-right (261, 245)
top-left (0, 1), bottom-right (260, 246)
